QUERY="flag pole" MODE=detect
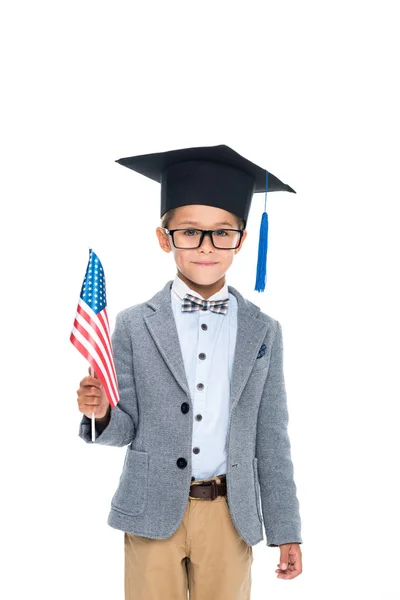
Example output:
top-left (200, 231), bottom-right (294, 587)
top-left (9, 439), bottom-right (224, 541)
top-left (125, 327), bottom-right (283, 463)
top-left (89, 366), bottom-right (96, 442)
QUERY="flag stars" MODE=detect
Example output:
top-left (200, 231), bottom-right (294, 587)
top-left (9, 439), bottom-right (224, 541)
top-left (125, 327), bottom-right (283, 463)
top-left (80, 252), bottom-right (107, 314)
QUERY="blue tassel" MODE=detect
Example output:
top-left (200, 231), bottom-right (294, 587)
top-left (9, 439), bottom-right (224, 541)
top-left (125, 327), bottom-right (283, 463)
top-left (254, 211), bottom-right (269, 292)
top-left (254, 171), bottom-right (269, 292)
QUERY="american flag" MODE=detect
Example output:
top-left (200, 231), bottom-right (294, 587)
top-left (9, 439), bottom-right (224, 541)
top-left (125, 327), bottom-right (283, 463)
top-left (70, 249), bottom-right (119, 408)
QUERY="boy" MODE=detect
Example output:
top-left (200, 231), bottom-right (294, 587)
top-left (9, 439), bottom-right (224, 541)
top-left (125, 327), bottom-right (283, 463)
top-left (77, 144), bottom-right (303, 599)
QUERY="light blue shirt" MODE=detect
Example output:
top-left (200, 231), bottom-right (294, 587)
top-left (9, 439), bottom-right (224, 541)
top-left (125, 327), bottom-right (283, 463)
top-left (170, 273), bottom-right (238, 481)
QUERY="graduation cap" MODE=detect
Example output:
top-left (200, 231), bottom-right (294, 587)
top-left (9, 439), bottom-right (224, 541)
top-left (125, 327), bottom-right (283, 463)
top-left (115, 144), bottom-right (296, 293)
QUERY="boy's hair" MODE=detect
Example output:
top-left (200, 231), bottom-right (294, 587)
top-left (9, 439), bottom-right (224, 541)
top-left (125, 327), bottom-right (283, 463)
top-left (160, 208), bottom-right (246, 231)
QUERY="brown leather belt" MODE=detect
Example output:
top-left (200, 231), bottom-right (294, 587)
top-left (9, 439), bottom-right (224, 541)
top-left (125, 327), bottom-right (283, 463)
top-left (189, 474), bottom-right (227, 500)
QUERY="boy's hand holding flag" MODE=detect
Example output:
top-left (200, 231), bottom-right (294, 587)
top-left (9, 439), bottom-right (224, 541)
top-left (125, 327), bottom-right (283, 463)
top-left (70, 249), bottom-right (119, 441)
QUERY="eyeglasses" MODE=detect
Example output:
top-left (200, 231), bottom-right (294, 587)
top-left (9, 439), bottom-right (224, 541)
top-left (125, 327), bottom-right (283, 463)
top-left (164, 228), bottom-right (244, 249)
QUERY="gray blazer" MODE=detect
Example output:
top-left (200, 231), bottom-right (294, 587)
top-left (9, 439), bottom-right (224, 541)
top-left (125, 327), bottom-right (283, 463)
top-left (79, 280), bottom-right (303, 547)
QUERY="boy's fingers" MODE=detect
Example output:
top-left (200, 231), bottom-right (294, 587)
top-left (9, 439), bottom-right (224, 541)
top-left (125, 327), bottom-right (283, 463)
top-left (78, 387), bottom-right (100, 397)
top-left (84, 400), bottom-right (101, 409)
top-left (82, 387), bottom-right (102, 398)
top-left (79, 376), bottom-right (102, 389)
top-left (278, 565), bottom-right (301, 579)
top-left (276, 556), bottom-right (302, 579)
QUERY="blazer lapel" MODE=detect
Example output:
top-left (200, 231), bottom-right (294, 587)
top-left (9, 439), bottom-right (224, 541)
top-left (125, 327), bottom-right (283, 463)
top-left (144, 280), bottom-right (191, 398)
top-left (228, 284), bottom-right (270, 413)
top-left (143, 280), bottom-right (271, 410)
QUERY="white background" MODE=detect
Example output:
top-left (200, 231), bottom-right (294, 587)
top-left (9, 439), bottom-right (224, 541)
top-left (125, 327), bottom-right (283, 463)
top-left (1, 1), bottom-right (399, 599)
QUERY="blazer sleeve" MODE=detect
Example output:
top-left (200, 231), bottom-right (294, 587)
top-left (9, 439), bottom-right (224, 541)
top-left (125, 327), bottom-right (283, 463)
top-left (256, 320), bottom-right (303, 547)
top-left (78, 310), bottom-right (138, 446)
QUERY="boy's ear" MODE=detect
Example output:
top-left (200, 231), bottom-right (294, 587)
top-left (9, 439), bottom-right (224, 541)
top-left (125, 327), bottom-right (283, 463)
top-left (235, 230), bottom-right (247, 253)
top-left (156, 227), bottom-right (172, 253)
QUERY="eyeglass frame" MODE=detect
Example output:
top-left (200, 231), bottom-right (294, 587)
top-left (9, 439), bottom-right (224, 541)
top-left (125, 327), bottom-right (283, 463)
top-left (163, 227), bottom-right (245, 250)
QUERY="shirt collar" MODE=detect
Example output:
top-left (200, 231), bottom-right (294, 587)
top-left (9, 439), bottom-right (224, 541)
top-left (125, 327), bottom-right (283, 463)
top-left (172, 273), bottom-right (229, 302)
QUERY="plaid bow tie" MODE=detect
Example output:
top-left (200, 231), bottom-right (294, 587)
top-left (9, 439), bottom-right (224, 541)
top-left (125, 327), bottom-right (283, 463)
top-left (182, 293), bottom-right (229, 315)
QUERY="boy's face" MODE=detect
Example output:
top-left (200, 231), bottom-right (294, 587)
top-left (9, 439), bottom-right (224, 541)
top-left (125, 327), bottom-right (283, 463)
top-left (156, 204), bottom-right (247, 295)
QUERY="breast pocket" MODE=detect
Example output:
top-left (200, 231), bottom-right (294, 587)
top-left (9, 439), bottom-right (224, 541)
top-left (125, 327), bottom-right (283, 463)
top-left (111, 449), bottom-right (149, 516)
top-left (252, 353), bottom-right (270, 372)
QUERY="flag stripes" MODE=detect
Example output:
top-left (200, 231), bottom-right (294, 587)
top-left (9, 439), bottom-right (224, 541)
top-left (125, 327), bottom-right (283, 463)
top-left (70, 249), bottom-right (119, 409)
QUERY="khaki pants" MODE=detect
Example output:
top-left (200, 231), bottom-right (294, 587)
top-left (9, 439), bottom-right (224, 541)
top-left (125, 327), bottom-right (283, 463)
top-left (124, 475), bottom-right (253, 599)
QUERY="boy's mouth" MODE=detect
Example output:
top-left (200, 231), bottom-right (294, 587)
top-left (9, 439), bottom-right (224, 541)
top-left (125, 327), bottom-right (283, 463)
top-left (193, 262), bottom-right (218, 266)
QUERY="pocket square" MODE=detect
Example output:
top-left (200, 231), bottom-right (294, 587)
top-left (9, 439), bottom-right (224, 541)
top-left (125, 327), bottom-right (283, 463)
top-left (257, 344), bottom-right (266, 359)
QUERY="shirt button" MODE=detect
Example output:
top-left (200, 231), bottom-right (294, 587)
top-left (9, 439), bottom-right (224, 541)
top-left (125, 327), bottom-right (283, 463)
top-left (193, 447), bottom-right (200, 454)
top-left (201, 323), bottom-right (208, 331)
top-left (196, 383), bottom-right (204, 390)
top-left (195, 414), bottom-right (202, 421)
top-left (198, 352), bottom-right (206, 360)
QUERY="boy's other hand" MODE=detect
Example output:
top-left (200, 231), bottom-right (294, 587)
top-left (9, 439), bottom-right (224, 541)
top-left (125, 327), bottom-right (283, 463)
top-left (77, 367), bottom-right (111, 420)
top-left (275, 543), bottom-right (302, 579)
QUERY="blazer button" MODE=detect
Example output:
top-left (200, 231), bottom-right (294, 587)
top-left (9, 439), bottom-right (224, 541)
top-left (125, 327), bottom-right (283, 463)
top-left (198, 352), bottom-right (206, 360)
top-left (201, 323), bottom-right (208, 330)
top-left (181, 402), bottom-right (190, 414)
top-left (193, 447), bottom-right (200, 454)
top-left (196, 383), bottom-right (204, 390)
top-left (191, 476), bottom-right (195, 481)
top-left (177, 458), bottom-right (187, 469)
